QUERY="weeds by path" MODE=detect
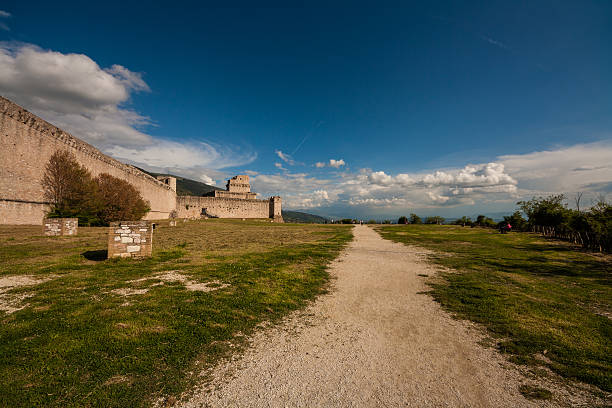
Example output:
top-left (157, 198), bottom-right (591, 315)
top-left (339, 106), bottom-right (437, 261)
top-left (0, 220), bottom-right (352, 407)
top-left (376, 225), bottom-right (611, 394)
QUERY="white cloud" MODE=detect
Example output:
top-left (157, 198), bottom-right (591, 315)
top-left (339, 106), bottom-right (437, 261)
top-left (274, 162), bottom-right (286, 170)
top-left (0, 10), bottom-right (10, 31)
top-left (421, 163), bottom-right (517, 188)
top-left (199, 174), bottom-right (216, 185)
top-left (329, 159), bottom-right (345, 168)
top-left (0, 42), bottom-right (256, 180)
top-left (315, 162), bottom-right (326, 168)
top-left (498, 142), bottom-right (612, 194)
top-left (249, 141), bottom-right (612, 214)
top-left (368, 171), bottom-right (394, 186)
top-left (275, 150), bottom-right (295, 165)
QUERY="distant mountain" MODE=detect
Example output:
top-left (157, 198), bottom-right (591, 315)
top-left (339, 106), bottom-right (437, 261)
top-left (135, 167), bottom-right (223, 196)
top-left (282, 210), bottom-right (329, 223)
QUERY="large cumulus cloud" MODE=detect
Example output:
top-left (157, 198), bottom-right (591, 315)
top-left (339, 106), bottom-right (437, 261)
top-left (0, 42), bottom-right (255, 184)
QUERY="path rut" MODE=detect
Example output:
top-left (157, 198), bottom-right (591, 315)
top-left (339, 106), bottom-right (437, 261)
top-left (180, 225), bottom-right (553, 407)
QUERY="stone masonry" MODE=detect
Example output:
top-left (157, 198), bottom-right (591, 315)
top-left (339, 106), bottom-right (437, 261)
top-left (108, 221), bottom-right (153, 258)
top-left (0, 96), bottom-right (176, 224)
top-left (43, 218), bottom-right (78, 236)
top-left (214, 175), bottom-right (257, 199)
top-left (0, 97), bottom-right (283, 225)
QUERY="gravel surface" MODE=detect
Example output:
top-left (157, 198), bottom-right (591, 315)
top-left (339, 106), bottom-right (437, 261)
top-left (180, 225), bottom-right (562, 407)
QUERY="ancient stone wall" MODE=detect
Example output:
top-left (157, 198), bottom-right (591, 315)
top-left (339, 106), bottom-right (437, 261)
top-left (214, 190), bottom-right (257, 200)
top-left (43, 218), bottom-right (78, 236)
top-left (0, 97), bottom-right (177, 225)
top-left (176, 196), bottom-right (272, 219)
top-left (0, 199), bottom-right (49, 225)
top-left (108, 221), bottom-right (153, 258)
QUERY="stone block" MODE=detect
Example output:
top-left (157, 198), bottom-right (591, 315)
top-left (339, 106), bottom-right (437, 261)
top-left (43, 218), bottom-right (78, 236)
top-left (108, 221), bottom-right (153, 258)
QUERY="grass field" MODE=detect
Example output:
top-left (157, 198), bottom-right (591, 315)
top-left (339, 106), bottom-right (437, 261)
top-left (376, 224), bottom-right (611, 394)
top-left (0, 219), bottom-right (352, 407)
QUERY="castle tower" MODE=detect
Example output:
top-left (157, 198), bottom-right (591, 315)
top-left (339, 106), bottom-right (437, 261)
top-left (156, 176), bottom-right (177, 192)
top-left (269, 196), bottom-right (283, 222)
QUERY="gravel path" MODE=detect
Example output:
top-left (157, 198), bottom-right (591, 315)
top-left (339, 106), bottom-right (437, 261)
top-left (180, 225), bottom-right (553, 407)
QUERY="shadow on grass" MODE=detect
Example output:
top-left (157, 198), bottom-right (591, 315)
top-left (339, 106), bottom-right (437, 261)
top-left (82, 249), bottom-right (107, 261)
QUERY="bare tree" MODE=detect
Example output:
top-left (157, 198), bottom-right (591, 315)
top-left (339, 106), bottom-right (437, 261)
top-left (42, 150), bottom-right (96, 213)
top-left (574, 192), bottom-right (583, 212)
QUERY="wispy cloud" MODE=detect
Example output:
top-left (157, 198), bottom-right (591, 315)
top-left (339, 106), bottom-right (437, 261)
top-left (482, 36), bottom-right (508, 50)
top-left (275, 150), bottom-right (296, 165)
top-left (0, 10), bottom-right (11, 31)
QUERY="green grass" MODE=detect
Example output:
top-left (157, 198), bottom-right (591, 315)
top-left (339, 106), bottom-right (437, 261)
top-left (375, 224), bottom-right (611, 393)
top-left (0, 220), bottom-right (352, 407)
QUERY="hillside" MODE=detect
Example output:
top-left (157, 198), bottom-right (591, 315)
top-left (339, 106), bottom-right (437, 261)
top-left (282, 210), bottom-right (329, 223)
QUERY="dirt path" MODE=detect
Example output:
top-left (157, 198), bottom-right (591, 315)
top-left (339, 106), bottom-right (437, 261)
top-left (180, 225), bottom-right (552, 407)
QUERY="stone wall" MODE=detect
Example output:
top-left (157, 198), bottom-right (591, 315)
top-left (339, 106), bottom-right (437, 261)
top-left (43, 218), bottom-right (78, 236)
top-left (108, 221), bottom-right (153, 258)
top-left (176, 196), bottom-right (273, 219)
top-left (214, 190), bottom-right (257, 200)
top-left (0, 97), bottom-right (177, 225)
top-left (0, 199), bottom-right (49, 225)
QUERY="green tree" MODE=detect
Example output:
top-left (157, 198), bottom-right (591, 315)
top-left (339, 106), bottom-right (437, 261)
top-left (409, 213), bottom-right (422, 224)
top-left (503, 211), bottom-right (527, 231)
top-left (397, 216), bottom-right (408, 224)
top-left (453, 216), bottom-right (473, 226)
top-left (425, 216), bottom-right (445, 225)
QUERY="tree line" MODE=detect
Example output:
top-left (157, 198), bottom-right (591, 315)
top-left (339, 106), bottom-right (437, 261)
top-left (516, 195), bottom-right (611, 252)
top-left (43, 151), bottom-right (150, 226)
top-left (395, 194), bottom-right (611, 252)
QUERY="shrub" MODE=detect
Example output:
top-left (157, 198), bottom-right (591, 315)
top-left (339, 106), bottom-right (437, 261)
top-left (95, 173), bottom-right (150, 224)
top-left (397, 216), bottom-right (408, 224)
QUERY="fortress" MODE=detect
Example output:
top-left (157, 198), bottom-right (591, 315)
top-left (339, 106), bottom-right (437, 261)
top-left (0, 96), bottom-right (282, 225)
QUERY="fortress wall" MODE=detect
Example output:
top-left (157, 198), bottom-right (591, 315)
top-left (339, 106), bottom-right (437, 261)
top-left (0, 199), bottom-right (49, 225)
top-left (0, 97), bottom-right (176, 224)
top-left (176, 196), bottom-right (271, 219)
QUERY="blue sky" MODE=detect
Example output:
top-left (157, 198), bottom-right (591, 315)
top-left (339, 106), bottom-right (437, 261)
top-left (1, 1), bottom-right (611, 219)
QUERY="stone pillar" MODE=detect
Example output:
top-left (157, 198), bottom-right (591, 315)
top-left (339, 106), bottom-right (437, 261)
top-left (43, 218), bottom-right (78, 236)
top-left (108, 221), bottom-right (153, 258)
